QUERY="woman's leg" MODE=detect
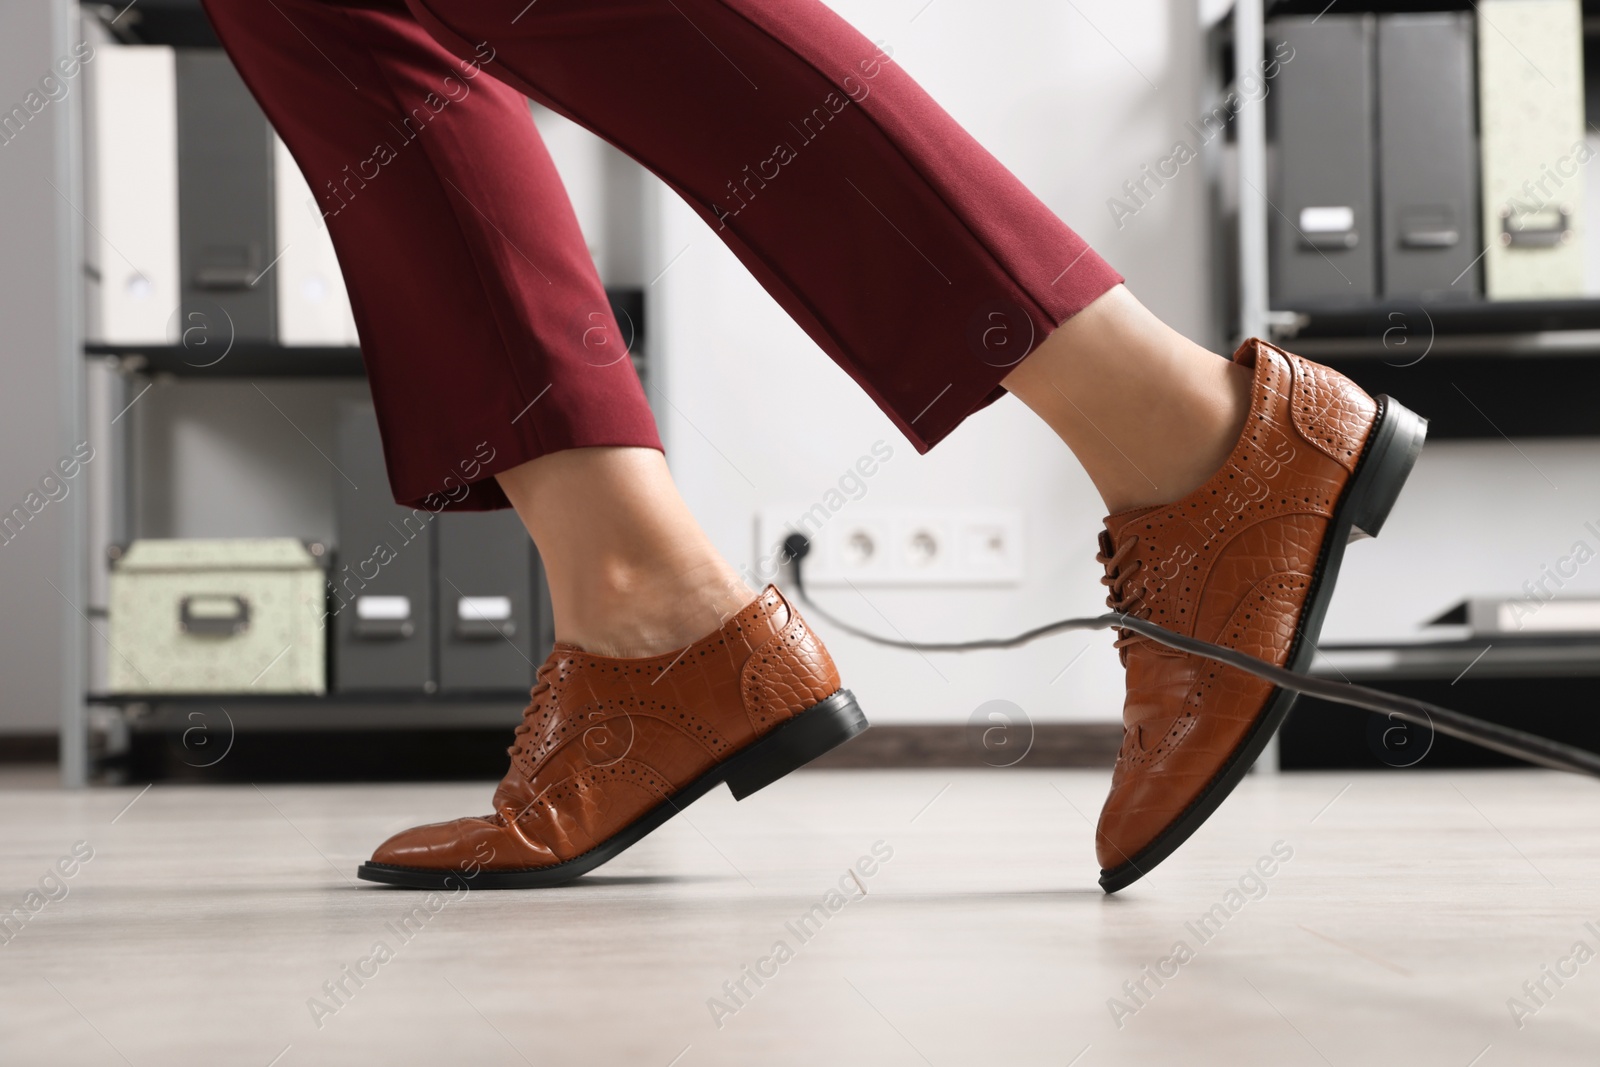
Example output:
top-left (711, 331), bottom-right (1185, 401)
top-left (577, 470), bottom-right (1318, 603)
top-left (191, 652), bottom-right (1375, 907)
top-left (494, 448), bottom-right (754, 657)
top-left (201, 0), bottom-right (752, 657)
top-left (203, 0), bottom-right (864, 890)
top-left (196, 0), bottom-right (665, 515)
top-left (402, 0), bottom-right (1126, 451)
top-left (1002, 286), bottom-right (1254, 514)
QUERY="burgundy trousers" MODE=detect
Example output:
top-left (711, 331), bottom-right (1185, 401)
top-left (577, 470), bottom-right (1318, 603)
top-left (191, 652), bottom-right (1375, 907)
top-left (203, 0), bottom-right (1122, 510)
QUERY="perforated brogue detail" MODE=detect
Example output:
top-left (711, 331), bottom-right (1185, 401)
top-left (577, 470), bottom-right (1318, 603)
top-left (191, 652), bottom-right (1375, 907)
top-left (1287, 351), bottom-right (1378, 471)
top-left (510, 683), bottom-right (733, 780)
top-left (368, 586), bottom-right (842, 873)
top-left (502, 758), bottom-right (677, 829)
top-left (741, 612), bottom-right (841, 733)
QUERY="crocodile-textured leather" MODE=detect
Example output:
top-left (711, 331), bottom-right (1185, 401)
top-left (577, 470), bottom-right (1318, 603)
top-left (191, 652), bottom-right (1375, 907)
top-left (369, 586), bottom-right (841, 872)
top-left (1094, 339), bottom-right (1378, 872)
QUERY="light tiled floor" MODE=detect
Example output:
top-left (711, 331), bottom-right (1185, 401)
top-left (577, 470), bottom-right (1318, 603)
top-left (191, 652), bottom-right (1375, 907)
top-left (1, 768), bottom-right (1596, 1065)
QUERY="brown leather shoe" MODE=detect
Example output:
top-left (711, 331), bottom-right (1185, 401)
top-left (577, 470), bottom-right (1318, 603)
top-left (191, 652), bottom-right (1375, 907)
top-left (1094, 339), bottom-right (1426, 893)
top-left (357, 586), bottom-right (865, 888)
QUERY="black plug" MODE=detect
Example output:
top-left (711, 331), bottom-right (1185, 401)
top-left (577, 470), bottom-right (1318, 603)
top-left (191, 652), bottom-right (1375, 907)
top-left (780, 533), bottom-right (811, 565)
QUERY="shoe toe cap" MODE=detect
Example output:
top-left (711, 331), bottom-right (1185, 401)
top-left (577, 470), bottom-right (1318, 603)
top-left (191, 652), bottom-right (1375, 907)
top-left (1095, 798), bottom-right (1161, 873)
top-left (1095, 771), bottom-right (1209, 873)
top-left (369, 816), bottom-right (505, 871)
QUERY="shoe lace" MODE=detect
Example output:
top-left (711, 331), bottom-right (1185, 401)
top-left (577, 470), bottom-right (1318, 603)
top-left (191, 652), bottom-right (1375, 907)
top-left (1096, 529), bottom-right (1147, 659)
top-left (506, 660), bottom-right (561, 767)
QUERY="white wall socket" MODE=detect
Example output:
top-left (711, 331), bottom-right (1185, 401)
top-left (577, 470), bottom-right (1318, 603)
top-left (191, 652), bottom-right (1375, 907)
top-left (755, 508), bottom-right (1025, 587)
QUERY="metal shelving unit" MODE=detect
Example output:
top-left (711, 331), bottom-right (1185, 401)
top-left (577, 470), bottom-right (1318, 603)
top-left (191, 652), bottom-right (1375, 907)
top-left (83, 287), bottom-right (644, 380)
top-left (1224, 0), bottom-right (1600, 441)
top-left (84, 343), bottom-right (366, 378)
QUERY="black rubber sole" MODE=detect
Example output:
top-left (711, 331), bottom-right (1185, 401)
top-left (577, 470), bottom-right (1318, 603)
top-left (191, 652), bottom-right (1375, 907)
top-left (356, 689), bottom-right (868, 889)
top-left (1098, 396), bottom-right (1428, 894)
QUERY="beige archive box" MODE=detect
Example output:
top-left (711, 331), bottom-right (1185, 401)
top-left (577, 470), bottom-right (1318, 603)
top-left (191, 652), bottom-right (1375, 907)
top-left (108, 539), bottom-right (326, 694)
top-left (1478, 0), bottom-right (1587, 298)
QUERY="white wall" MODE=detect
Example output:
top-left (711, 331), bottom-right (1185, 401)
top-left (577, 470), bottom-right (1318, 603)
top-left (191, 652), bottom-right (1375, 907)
top-left (131, 379), bottom-right (371, 545)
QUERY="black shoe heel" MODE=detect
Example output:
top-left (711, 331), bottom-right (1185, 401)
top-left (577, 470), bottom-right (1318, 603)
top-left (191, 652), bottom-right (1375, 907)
top-left (723, 690), bottom-right (868, 801)
top-left (1345, 396), bottom-right (1428, 541)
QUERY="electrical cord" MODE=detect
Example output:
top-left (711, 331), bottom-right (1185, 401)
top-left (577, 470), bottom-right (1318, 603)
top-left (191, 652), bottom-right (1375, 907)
top-left (777, 533), bottom-right (1600, 779)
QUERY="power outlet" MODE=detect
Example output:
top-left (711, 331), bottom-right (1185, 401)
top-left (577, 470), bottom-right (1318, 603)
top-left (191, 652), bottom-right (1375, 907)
top-left (756, 508), bottom-right (1024, 587)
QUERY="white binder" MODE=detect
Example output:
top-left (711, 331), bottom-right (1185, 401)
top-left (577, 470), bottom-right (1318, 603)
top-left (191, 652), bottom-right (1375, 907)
top-left (273, 136), bottom-right (360, 346)
top-left (1478, 0), bottom-right (1587, 299)
top-left (1584, 130), bottom-right (1600, 295)
top-left (84, 45), bottom-right (180, 344)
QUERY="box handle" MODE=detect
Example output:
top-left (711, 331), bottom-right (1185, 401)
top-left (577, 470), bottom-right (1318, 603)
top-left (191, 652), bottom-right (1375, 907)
top-left (1399, 206), bottom-right (1460, 249)
top-left (193, 243), bottom-right (262, 291)
top-left (1401, 228), bottom-right (1459, 249)
top-left (179, 594), bottom-right (250, 637)
top-left (1297, 205), bottom-right (1358, 251)
top-left (1500, 205), bottom-right (1571, 249)
top-left (354, 595), bottom-right (414, 640)
top-left (193, 266), bottom-right (259, 290)
top-left (456, 595), bottom-right (515, 640)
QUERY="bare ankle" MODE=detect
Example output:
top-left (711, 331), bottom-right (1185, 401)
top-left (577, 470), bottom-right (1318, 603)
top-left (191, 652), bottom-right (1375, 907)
top-left (494, 447), bottom-right (758, 659)
top-left (555, 558), bottom-right (756, 658)
top-left (1133, 357), bottom-right (1252, 509)
top-left (1003, 286), bottom-right (1255, 514)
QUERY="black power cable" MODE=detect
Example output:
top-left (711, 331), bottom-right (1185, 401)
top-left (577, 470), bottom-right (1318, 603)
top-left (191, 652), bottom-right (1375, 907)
top-left (777, 533), bottom-right (1600, 779)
